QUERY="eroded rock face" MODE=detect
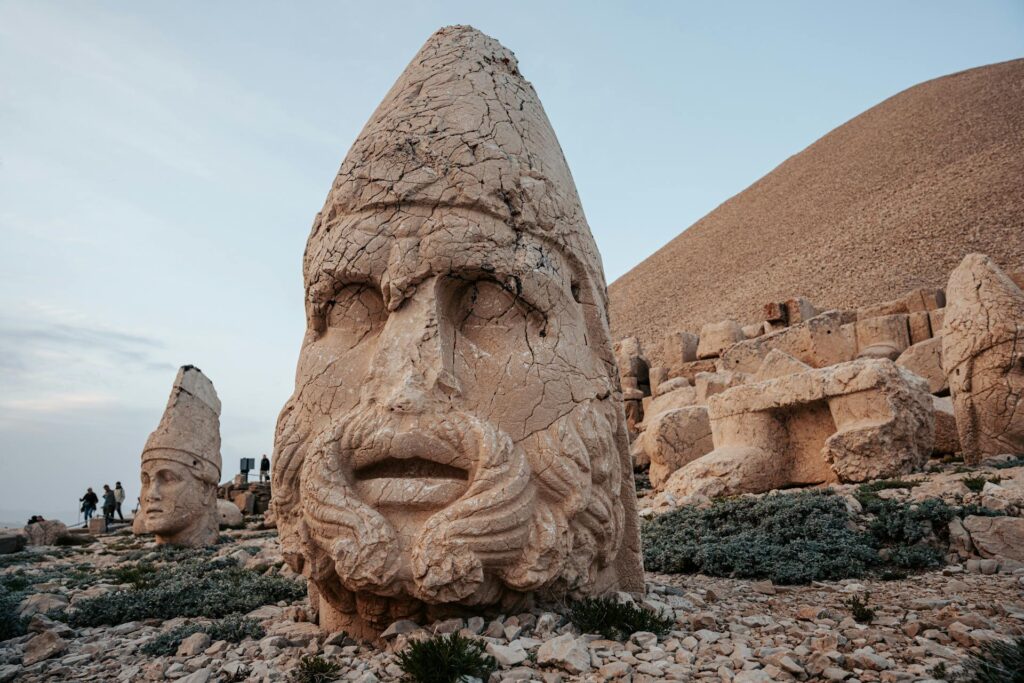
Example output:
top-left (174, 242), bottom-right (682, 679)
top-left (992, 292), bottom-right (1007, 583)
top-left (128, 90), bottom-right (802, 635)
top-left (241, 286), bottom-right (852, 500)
top-left (942, 254), bottom-right (1024, 464)
top-left (271, 26), bottom-right (642, 640)
top-left (136, 365), bottom-right (221, 547)
top-left (665, 359), bottom-right (933, 499)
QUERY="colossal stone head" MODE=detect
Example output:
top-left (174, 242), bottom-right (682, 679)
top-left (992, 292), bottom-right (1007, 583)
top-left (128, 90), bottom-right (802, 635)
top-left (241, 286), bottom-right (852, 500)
top-left (272, 25), bottom-right (643, 638)
top-left (943, 254), bottom-right (1024, 463)
top-left (137, 365), bottom-right (222, 547)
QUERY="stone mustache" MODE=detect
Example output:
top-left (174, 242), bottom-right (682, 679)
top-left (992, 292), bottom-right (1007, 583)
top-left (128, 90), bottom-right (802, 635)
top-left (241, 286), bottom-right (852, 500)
top-left (135, 365), bottom-right (222, 547)
top-left (271, 25), bottom-right (643, 639)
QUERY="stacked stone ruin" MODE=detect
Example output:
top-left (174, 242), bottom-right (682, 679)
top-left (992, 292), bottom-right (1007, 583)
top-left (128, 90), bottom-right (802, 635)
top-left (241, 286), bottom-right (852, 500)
top-left (621, 253), bottom-right (1024, 500)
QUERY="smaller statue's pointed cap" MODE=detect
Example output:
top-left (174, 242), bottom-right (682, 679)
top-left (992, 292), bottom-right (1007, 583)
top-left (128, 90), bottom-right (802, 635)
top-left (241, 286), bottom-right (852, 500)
top-left (142, 365), bottom-right (222, 484)
top-left (943, 253), bottom-right (1024, 372)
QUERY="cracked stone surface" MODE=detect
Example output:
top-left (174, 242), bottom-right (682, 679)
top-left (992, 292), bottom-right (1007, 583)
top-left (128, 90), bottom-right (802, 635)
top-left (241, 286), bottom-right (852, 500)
top-left (271, 25), bottom-right (642, 640)
top-left (663, 359), bottom-right (934, 499)
top-left (134, 365), bottom-right (222, 548)
top-left (942, 253), bottom-right (1024, 464)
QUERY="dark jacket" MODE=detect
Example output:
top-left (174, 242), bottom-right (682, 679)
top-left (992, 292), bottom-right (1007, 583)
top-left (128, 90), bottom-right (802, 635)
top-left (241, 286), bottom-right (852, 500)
top-left (102, 491), bottom-right (116, 509)
top-left (81, 492), bottom-right (99, 508)
top-left (260, 457), bottom-right (270, 472)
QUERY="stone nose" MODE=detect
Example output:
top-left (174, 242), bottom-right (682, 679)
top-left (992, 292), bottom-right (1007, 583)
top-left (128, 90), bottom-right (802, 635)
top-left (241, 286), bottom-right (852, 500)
top-left (368, 277), bottom-right (460, 413)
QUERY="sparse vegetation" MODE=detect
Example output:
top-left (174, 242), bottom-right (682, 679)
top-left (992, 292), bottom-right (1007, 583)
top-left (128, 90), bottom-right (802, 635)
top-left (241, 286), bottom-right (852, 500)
top-left (0, 584), bottom-right (29, 641)
top-left (141, 615), bottom-right (264, 655)
top-left (568, 596), bottom-right (674, 640)
top-left (396, 633), bottom-right (496, 683)
top-left (989, 456), bottom-right (1024, 470)
top-left (962, 475), bottom-right (1002, 493)
top-left (844, 593), bottom-right (875, 623)
top-left (643, 490), bottom-right (879, 583)
top-left (291, 655), bottom-right (343, 683)
top-left (959, 636), bottom-right (1024, 682)
top-left (68, 557), bottom-right (305, 626)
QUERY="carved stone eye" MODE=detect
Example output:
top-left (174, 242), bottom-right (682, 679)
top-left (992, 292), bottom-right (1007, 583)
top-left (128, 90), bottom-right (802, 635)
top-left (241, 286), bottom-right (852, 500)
top-left (322, 285), bottom-right (387, 344)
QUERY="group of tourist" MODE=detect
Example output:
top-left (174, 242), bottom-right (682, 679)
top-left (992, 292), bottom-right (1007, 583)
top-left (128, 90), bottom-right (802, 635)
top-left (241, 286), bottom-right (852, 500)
top-left (79, 482), bottom-right (126, 527)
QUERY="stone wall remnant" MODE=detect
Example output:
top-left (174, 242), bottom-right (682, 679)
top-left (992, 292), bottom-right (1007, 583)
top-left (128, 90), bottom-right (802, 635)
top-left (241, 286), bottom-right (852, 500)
top-left (271, 25), bottom-right (643, 640)
top-left (135, 365), bottom-right (221, 548)
top-left (942, 254), bottom-right (1024, 463)
top-left (664, 359), bottom-right (934, 499)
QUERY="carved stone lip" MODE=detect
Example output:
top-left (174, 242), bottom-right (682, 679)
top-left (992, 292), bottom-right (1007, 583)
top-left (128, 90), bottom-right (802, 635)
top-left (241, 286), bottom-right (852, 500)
top-left (350, 430), bottom-right (474, 508)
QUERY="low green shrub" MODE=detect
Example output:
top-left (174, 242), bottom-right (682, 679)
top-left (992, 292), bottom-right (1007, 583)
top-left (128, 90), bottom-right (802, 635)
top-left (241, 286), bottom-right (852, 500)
top-left (962, 475), bottom-right (1002, 493)
top-left (397, 633), bottom-right (496, 683)
top-left (0, 585), bottom-right (29, 641)
top-left (568, 596), bottom-right (673, 640)
top-left (990, 456), bottom-right (1024, 470)
top-left (959, 636), bottom-right (1024, 682)
top-left (141, 615), bottom-right (264, 655)
top-left (643, 490), bottom-right (879, 583)
top-left (69, 557), bottom-right (304, 626)
top-left (844, 594), bottom-right (875, 624)
top-left (291, 655), bottom-right (342, 683)
top-left (101, 562), bottom-right (159, 588)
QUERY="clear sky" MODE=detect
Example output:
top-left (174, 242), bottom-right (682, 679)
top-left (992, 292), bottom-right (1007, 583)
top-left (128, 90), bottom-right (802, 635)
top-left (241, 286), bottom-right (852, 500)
top-left (1, 1), bottom-right (1021, 524)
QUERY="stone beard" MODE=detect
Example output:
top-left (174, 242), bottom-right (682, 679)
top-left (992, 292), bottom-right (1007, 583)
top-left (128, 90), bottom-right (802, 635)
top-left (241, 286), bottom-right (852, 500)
top-left (139, 450), bottom-right (219, 547)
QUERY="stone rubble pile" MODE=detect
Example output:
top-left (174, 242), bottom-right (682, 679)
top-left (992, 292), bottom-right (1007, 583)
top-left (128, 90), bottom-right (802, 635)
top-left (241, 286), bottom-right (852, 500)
top-left (620, 253), bottom-right (1024, 500)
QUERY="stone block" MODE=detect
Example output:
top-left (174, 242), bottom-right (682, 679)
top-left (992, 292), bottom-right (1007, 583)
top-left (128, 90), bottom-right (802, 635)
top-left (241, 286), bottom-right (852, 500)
top-left (929, 307), bottom-right (945, 337)
top-left (895, 337), bottom-right (946, 394)
top-left (720, 310), bottom-right (858, 373)
top-left (908, 311), bottom-right (932, 345)
top-left (697, 320), bottom-right (744, 359)
top-left (753, 349), bottom-right (812, 382)
top-left (856, 313), bottom-right (910, 360)
top-left (664, 359), bottom-right (934, 499)
top-left (932, 396), bottom-right (959, 455)
top-left (695, 371), bottom-right (749, 403)
top-left (784, 297), bottom-right (818, 325)
top-left (631, 406), bottom-right (713, 490)
top-left (662, 330), bottom-right (699, 365)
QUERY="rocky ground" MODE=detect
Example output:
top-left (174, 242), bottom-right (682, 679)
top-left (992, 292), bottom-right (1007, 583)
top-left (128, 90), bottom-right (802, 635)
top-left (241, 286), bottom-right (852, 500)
top-left (2, 460), bottom-right (1023, 683)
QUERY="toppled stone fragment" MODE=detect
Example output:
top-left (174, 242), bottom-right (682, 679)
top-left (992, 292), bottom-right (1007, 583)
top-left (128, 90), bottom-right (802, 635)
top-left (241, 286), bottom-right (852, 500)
top-left (632, 405), bottom-right (713, 489)
top-left (271, 25), bottom-right (642, 640)
top-left (962, 515), bottom-right (1024, 562)
top-left (896, 337), bottom-right (946, 394)
top-left (23, 520), bottom-right (67, 546)
top-left (942, 253), bottom-right (1024, 464)
top-left (856, 313), bottom-right (911, 360)
top-left (136, 365), bottom-right (222, 547)
top-left (697, 320), bottom-right (744, 359)
top-left (665, 359), bottom-right (933, 498)
top-left (720, 310), bottom-right (857, 373)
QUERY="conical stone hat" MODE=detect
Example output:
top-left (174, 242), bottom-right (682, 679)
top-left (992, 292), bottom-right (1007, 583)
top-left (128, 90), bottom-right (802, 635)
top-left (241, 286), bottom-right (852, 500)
top-left (142, 365), bottom-right (222, 485)
top-left (304, 25), bottom-right (610, 323)
top-left (943, 253), bottom-right (1024, 373)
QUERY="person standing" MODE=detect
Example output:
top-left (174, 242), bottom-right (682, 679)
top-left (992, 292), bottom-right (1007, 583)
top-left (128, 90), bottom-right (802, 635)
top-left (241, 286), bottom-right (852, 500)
top-left (259, 454), bottom-right (270, 483)
top-left (101, 485), bottom-right (116, 528)
top-left (113, 482), bottom-right (126, 521)
top-left (80, 488), bottom-right (99, 521)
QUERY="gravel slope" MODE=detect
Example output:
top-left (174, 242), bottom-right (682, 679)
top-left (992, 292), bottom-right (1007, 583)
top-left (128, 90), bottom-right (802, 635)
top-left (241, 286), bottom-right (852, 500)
top-left (609, 59), bottom-right (1024, 366)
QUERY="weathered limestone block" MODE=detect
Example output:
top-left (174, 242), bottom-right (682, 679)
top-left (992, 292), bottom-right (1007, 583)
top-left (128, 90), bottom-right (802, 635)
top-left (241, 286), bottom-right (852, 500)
top-left (785, 297), bottom-right (819, 325)
top-left (23, 520), bottom-right (67, 546)
top-left (633, 406), bottom-right (713, 490)
top-left (217, 499), bottom-right (243, 528)
top-left (695, 371), bottom-right (750, 403)
top-left (741, 323), bottom-right (767, 340)
top-left (856, 313), bottom-right (911, 360)
top-left (648, 366), bottom-right (669, 397)
top-left (670, 359), bottom-right (718, 383)
top-left (752, 349), bottom-right (812, 382)
top-left (0, 531), bottom-right (26, 555)
top-left (896, 337), bottom-right (947, 394)
top-left (630, 384), bottom-right (701, 469)
top-left (664, 359), bottom-right (934, 499)
top-left (136, 365), bottom-right (221, 548)
top-left (942, 254), bottom-right (1024, 464)
top-left (662, 331), bottom-right (699, 366)
top-left (720, 310), bottom-right (858, 373)
top-left (932, 396), bottom-right (960, 455)
top-left (614, 337), bottom-right (650, 393)
top-left (696, 320), bottom-right (744, 359)
top-left (903, 287), bottom-right (946, 314)
top-left (908, 311), bottom-right (933, 345)
top-left (929, 308), bottom-right (945, 336)
top-left (962, 515), bottom-right (1024, 561)
top-left (653, 376), bottom-right (690, 398)
top-left (271, 26), bottom-right (643, 640)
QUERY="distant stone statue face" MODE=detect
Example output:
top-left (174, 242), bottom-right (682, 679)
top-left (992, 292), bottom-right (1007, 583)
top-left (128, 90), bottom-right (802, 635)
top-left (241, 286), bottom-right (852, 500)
top-left (135, 365), bottom-right (222, 547)
top-left (140, 453), bottom-right (218, 546)
top-left (273, 26), bottom-right (642, 638)
top-left (943, 254), bottom-right (1024, 462)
